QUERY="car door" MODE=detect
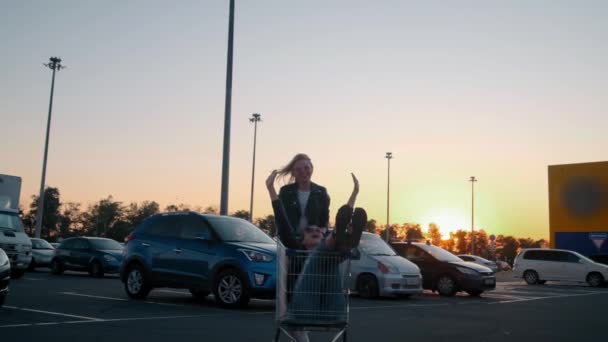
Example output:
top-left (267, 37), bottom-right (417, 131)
top-left (70, 239), bottom-right (91, 270)
top-left (539, 251), bottom-right (561, 280)
top-left (145, 216), bottom-right (184, 284)
top-left (176, 215), bottom-right (217, 288)
top-left (556, 251), bottom-right (586, 282)
top-left (403, 245), bottom-right (435, 289)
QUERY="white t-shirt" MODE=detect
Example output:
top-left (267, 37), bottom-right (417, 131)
top-left (296, 190), bottom-right (311, 235)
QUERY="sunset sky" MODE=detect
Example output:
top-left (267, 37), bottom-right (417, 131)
top-left (2, 1), bottom-right (607, 240)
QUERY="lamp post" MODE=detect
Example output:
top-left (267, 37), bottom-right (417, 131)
top-left (34, 57), bottom-right (65, 239)
top-left (385, 152), bottom-right (393, 243)
top-left (220, 0), bottom-right (235, 215)
top-left (469, 176), bottom-right (477, 255)
top-left (248, 113), bottom-right (261, 222)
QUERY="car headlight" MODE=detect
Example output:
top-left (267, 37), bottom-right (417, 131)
top-left (239, 249), bottom-right (273, 262)
top-left (457, 266), bottom-right (480, 277)
top-left (0, 252), bottom-right (8, 266)
top-left (103, 255), bottom-right (118, 262)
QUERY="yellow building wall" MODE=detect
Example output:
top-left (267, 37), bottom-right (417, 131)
top-left (548, 161), bottom-right (608, 248)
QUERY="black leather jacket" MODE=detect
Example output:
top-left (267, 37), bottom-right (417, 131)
top-left (278, 182), bottom-right (330, 232)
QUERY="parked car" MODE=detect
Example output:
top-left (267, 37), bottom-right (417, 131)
top-left (513, 248), bottom-right (608, 287)
top-left (347, 232), bottom-right (422, 299)
top-left (0, 210), bottom-right (32, 279)
top-left (589, 254), bottom-right (608, 266)
top-left (29, 238), bottom-right (55, 270)
top-left (391, 241), bottom-right (496, 296)
top-left (0, 248), bottom-right (9, 307)
top-left (496, 260), bottom-right (512, 271)
top-left (457, 254), bottom-right (499, 273)
top-left (50, 242), bottom-right (60, 249)
top-left (51, 237), bottom-right (124, 277)
top-left (120, 212), bottom-right (276, 308)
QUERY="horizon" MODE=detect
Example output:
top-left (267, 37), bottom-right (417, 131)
top-left (3, 1), bottom-right (608, 241)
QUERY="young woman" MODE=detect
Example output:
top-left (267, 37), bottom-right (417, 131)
top-left (267, 170), bottom-right (366, 328)
top-left (276, 154), bottom-right (333, 239)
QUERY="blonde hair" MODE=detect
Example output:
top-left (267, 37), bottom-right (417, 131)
top-left (277, 153), bottom-right (313, 184)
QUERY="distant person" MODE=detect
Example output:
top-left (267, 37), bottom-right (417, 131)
top-left (276, 154), bottom-right (333, 240)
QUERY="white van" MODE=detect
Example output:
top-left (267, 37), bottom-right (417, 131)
top-left (0, 174), bottom-right (32, 279)
top-left (513, 248), bottom-right (608, 287)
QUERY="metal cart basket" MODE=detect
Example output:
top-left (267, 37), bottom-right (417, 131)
top-left (273, 240), bottom-right (351, 342)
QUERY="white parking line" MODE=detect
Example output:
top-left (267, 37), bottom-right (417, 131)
top-left (3, 306), bottom-right (101, 321)
top-left (59, 292), bottom-right (186, 307)
top-left (488, 291), bottom-right (605, 304)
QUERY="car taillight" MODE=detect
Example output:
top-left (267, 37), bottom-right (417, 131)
top-left (124, 233), bottom-right (136, 244)
top-left (377, 262), bottom-right (390, 274)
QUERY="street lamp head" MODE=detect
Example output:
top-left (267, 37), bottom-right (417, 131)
top-left (385, 152), bottom-right (393, 159)
top-left (469, 176), bottom-right (477, 182)
top-left (44, 56), bottom-right (65, 71)
top-left (249, 113), bottom-right (261, 122)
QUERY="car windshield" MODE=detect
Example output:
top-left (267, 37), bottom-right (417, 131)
top-left (89, 239), bottom-right (123, 250)
top-left (419, 244), bottom-right (463, 262)
top-left (0, 212), bottom-right (25, 232)
top-left (206, 216), bottom-right (274, 244)
top-left (32, 239), bottom-right (54, 249)
top-left (359, 234), bottom-right (396, 256)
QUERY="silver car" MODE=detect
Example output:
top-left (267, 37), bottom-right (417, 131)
top-left (29, 238), bottom-right (55, 270)
top-left (347, 232), bottom-right (422, 298)
top-left (457, 254), bottom-right (499, 273)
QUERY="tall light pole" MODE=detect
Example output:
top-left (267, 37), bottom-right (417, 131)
top-left (469, 176), bottom-right (477, 255)
top-left (248, 113), bottom-right (261, 222)
top-left (220, 0), bottom-right (235, 216)
top-left (35, 57), bottom-right (65, 239)
top-left (385, 152), bottom-right (393, 243)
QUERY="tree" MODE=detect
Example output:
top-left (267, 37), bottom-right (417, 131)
top-left (81, 196), bottom-right (124, 237)
top-left (474, 229), bottom-right (490, 258)
top-left (255, 215), bottom-right (276, 236)
top-left (57, 202), bottom-right (82, 239)
top-left (203, 205), bottom-right (218, 214)
top-left (365, 219), bottom-right (377, 233)
top-left (125, 201), bottom-right (160, 229)
top-left (454, 230), bottom-right (469, 254)
top-left (231, 210), bottom-right (250, 220)
top-left (427, 223), bottom-right (442, 246)
top-left (405, 223), bottom-right (424, 241)
top-left (496, 235), bottom-right (519, 264)
top-left (27, 187), bottom-right (62, 239)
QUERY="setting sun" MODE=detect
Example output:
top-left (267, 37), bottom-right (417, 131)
top-left (422, 209), bottom-right (469, 240)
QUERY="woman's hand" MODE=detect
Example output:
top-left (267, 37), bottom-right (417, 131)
top-left (347, 173), bottom-right (359, 207)
top-left (266, 170), bottom-right (279, 200)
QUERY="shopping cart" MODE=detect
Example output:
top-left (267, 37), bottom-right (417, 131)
top-left (273, 240), bottom-right (351, 342)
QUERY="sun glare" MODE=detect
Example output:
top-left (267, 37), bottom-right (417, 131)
top-left (423, 209), bottom-right (468, 240)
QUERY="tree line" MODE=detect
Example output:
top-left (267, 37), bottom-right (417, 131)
top-left (22, 187), bottom-right (547, 264)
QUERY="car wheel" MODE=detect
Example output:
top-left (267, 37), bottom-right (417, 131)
top-left (213, 269), bottom-right (250, 308)
top-left (587, 272), bottom-right (604, 288)
top-left (467, 289), bottom-right (483, 297)
top-left (124, 264), bottom-right (152, 299)
top-left (189, 289), bottom-right (211, 300)
top-left (51, 259), bottom-right (64, 275)
top-left (357, 274), bottom-right (379, 299)
top-left (10, 269), bottom-right (25, 279)
top-left (89, 261), bottom-right (104, 278)
top-left (524, 270), bottom-right (539, 285)
top-left (436, 275), bottom-right (457, 296)
top-left (28, 259), bottom-right (37, 271)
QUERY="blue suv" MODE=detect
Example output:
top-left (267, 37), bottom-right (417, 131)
top-left (120, 212), bottom-right (276, 308)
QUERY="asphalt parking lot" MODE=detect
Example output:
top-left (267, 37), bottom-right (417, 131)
top-left (1, 270), bottom-right (607, 342)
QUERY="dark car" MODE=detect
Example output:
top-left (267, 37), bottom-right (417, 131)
top-left (0, 248), bottom-right (9, 306)
top-left (391, 241), bottom-right (496, 296)
top-left (120, 212), bottom-right (276, 308)
top-left (51, 237), bottom-right (124, 277)
top-left (589, 255), bottom-right (608, 266)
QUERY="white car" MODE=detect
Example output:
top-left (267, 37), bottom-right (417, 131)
top-left (29, 238), bottom-right (55, 270)
top-left (457, 254), bottom-right (499, 273)
top-left (346, 232), bottom-right (423, 298)
top-left (513, 248), bottom-right (608, 287)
